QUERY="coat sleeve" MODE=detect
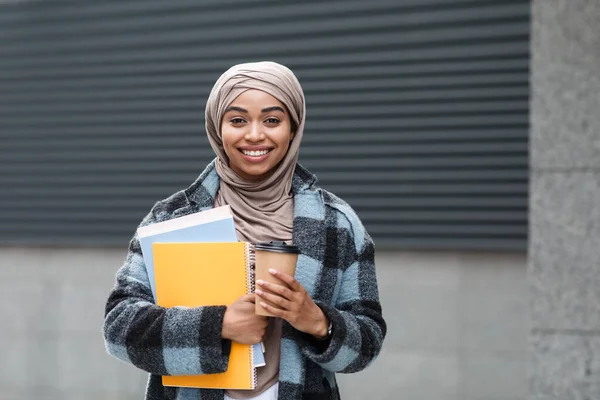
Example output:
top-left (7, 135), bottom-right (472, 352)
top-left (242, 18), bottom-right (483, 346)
top-left (300, 212), bottom-right (386, 374)
top-left (102, 205), bottom-right (231, 376)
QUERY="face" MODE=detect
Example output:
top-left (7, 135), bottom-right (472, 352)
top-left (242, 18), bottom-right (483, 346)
top-left (221, 89), bottom-right (295, 181)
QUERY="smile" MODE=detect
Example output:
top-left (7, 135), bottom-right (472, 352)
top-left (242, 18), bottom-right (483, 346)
top-left (240, 149), bottom-right (272, 157)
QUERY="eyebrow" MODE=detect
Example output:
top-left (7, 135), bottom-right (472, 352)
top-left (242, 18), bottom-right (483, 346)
top-left (225, 106), bottom-right (248, 114)
top-left (224, 106), bottom-right (286, 114)
top-left (261, 106), bottom-right (286, 114)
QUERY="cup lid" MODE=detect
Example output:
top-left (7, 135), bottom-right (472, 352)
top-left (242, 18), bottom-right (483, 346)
top-left (254, 241), bottom-right (301, 254)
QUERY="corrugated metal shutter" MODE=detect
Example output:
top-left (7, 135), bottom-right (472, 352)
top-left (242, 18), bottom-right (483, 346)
top-left (0, 0), bottom-right (529, 250)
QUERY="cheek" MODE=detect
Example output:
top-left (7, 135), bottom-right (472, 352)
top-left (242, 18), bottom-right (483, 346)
top-left (267, 139), bottom-right (291, 166)
top-left (276, 132), bottom-right (293, 156)
top-left (220, 129), bottom-right (238, 156)
top-left (279, 140), bottom-right (291, 157)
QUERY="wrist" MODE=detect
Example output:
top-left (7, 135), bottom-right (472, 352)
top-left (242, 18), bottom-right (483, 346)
top-left (314, 322), bottom-right (329, 340)
top-left (312, 308), bottom-right (330, 339)
top-left (221, 308), bottom-right (231, 340)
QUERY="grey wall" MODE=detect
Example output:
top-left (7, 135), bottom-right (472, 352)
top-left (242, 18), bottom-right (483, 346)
top-left (529, 0), bottom-right (600, 398)
top-left (0, 0), bottom-right (530, 250)
top-left (0, 247), bottom-right (527, 400)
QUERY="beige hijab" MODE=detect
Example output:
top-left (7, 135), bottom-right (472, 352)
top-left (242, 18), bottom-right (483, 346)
top-left (205, 61), bottom-right (305, 244)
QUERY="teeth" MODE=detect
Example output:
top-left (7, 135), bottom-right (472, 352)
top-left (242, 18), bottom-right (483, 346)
top-left (242, 149), bottom-right (270, 157)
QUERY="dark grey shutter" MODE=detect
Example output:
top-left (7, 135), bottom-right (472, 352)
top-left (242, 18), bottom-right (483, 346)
top-left (0, 0), bottom-right (529, 250)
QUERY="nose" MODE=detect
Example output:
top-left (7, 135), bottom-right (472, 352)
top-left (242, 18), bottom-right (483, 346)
top-left (245, 122), bottom-right (264, 142)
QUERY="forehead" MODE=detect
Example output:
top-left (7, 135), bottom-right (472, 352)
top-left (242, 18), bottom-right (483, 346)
top-left (227, 89), bottom-right (285, 110)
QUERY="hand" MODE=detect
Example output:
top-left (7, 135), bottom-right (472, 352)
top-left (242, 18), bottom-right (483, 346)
top-left (222, 294), bottom-right (268, 344)
top-left (255, 269), bottom-right (329, 339)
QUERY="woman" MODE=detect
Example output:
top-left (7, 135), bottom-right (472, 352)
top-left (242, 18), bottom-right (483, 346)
top-left (103, 61), bottom-right (386, 400)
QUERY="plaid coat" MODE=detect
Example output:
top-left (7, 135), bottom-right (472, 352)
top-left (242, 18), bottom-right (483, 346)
top-left (103, 160), bottom-right (386, 400)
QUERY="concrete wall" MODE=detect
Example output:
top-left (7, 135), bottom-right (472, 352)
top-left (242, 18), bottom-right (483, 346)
top-left (0, 247), bottom-right (526, 400)
top-left (529, 0), bottom-right (600, 399)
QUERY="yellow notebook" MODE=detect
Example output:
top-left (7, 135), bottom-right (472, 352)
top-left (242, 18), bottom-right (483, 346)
top-left (153, 241), bottom-right (256, 390)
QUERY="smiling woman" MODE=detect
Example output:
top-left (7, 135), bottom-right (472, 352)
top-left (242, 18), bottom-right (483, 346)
top-left (103, 61), bottom-right (386, 400)
top-left (220, 90), bottom-right (295, 182)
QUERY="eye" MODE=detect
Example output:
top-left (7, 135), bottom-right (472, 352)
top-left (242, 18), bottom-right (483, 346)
top-left (265, 118), bottom-right (280, 124)
top-left (230, 117), bottom-right (246, 125)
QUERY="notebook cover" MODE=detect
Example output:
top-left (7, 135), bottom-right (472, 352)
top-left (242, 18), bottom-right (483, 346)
top-left (153, 241), bottom-right (256, 390)
top-left (137, 207), bottom-right (237, 300)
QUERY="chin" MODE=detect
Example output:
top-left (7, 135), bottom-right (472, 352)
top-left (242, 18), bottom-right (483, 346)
top-left (236, 165), bottom-right (273, 180)
top-left (244, 169), bottom-right (271, 179)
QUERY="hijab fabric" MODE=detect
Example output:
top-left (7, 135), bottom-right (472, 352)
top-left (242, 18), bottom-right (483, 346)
top-left (205, 61), bottom-right (305, 244)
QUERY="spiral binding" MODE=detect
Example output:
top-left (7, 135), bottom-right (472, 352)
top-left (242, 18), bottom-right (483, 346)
top-left (244, 242), bottom-right (258, 389)
top-left (246, 242), bottom-right (256, 294)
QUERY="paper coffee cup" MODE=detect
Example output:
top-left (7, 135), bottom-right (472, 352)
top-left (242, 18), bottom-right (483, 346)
top-left (254, 241), bottom-right (300, 316)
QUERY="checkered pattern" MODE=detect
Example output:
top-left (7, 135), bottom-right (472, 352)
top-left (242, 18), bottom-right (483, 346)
top-left (103, 160), bottom-right (386, 400)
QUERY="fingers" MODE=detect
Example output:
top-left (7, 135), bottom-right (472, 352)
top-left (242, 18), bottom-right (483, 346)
top-left (255, 288), bottom-right (291, 310)
top-left (268, 269), bottom-right (301, 291)
top-left (259, 302), bottom-right (287, 319)
top-left (256, 280), bottom-right (293, 300)
top-left (241, 294), bottom-right (256, 304)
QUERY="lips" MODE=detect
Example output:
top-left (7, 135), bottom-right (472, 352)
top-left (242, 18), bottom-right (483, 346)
top-left (240, 149), bottom-right (271, 157)
top-left (237, 147), bottom-right (273, 163)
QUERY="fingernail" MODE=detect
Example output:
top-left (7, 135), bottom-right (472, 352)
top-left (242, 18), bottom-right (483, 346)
top-left (261, 302), bottom-right (268, 308)
top-left (257, 280), bottom-right (264, 286)
top-left (255, 289), bottom-right (263, 295)
top-left (269, 268), bottom-right (277, 274)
